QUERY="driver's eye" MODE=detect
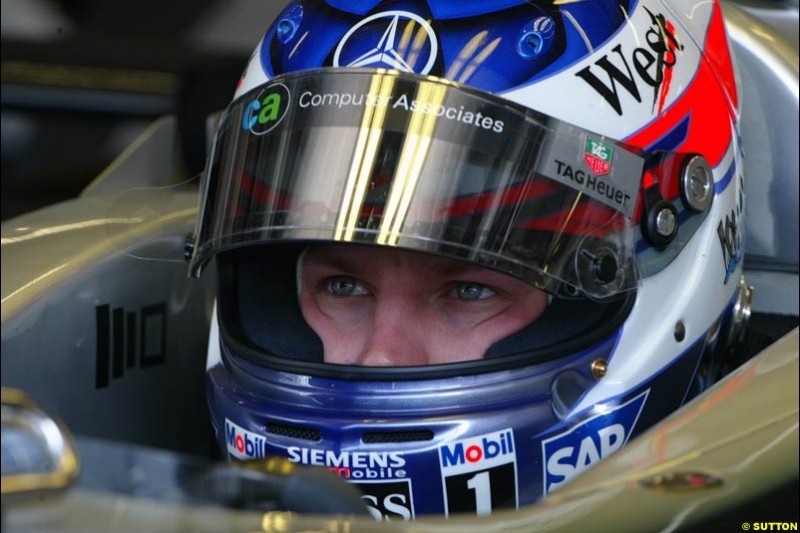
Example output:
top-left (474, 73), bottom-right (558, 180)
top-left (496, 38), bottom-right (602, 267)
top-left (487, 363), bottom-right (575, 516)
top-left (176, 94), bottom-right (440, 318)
top-left (453, 282), bottom-right (496, 301)
top-left (326, 276), bottom-right (368, 297)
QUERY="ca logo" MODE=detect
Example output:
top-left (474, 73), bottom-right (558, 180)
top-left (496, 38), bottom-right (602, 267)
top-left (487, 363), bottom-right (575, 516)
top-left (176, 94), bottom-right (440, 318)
top-left (242, 82), bottom-right (291, 135)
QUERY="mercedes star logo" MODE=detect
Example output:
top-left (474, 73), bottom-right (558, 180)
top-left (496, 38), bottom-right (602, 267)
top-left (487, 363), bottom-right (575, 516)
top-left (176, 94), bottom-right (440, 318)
top-left (333, 10), bottom-right (438, 75)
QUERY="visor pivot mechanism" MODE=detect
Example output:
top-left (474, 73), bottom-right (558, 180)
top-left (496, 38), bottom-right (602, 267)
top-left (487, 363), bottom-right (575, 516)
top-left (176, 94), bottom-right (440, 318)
top-left (184, 233), bottom-right (196, 263)
top-left (642, 183), bottom-right (679, 250)
top-left (680, 154), bottom-right (714, 213)
top-left (581, 249), bottom-right (619, 285)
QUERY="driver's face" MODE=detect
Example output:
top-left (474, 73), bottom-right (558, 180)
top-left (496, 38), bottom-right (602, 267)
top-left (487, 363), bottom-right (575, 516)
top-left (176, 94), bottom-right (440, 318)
top-left (298, 246), bottom-right (548, 366)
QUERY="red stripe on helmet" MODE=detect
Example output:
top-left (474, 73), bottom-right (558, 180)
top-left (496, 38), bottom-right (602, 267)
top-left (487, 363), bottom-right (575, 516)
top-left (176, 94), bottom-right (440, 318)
top-left (521, 201), bottom-right (624, 238)
top-left (626, 3), bottom-right (736, 168)
top-left (444, 178), bottom-right (563, 219)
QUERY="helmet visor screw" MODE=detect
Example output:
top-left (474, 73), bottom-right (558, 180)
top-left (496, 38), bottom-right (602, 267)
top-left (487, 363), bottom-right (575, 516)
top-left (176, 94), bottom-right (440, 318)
top-left (656, 208), bottom-right (677, 237)
top-left (680, 155), bottom-right (714, 213)
top-left (674, 321), bottom-right (686, 342)
top-left (591, 359), bottom-right (608, 379)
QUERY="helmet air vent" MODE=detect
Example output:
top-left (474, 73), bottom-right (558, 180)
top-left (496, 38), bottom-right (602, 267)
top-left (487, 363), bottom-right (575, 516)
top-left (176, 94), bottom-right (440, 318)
top-left (362, 430), bottom-right (434, 444)
top-left (266, 422), bottom-right (322, 442)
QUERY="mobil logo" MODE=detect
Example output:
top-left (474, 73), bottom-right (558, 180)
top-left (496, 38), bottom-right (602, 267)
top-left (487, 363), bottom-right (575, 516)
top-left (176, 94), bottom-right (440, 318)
top-left (439, 429), bottom-right (519, 516)
top-left (440, 429), bottom-right (515, 474)
top-left (225, 418), bottom-right (268, 461)
top-left (542, 390), bottom-right (648, 494)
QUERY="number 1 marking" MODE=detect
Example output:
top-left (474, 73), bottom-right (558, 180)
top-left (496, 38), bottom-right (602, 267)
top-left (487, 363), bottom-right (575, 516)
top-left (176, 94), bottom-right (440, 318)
top-left (467, 471), bottom-right (491, 516)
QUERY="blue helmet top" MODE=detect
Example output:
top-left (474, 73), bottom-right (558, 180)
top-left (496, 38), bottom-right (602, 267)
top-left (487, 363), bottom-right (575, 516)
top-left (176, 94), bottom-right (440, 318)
top-left (261, 0), bottom-right (633, 93)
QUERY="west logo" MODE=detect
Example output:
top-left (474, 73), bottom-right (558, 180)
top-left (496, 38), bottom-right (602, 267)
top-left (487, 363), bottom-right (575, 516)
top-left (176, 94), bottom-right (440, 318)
top-left (717, 208), bottom-right (741, 283)
top-left (242, 82), bottom-right (290, 134)
top-left (575, 8), bottom-right (683, 115)
top-left (542, 390), bottom-right (648, 494)
top-left (718, 174), bottom-right (745, 283)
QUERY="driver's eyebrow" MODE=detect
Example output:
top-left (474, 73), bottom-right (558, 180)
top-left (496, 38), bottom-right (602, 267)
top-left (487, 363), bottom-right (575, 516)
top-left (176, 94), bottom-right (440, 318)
top-left (305, 248), bottom-right (488, 278)
top-left (302, 250), bottom-right (360, 272)
top-left (428, 261), bottom-right (481, 277)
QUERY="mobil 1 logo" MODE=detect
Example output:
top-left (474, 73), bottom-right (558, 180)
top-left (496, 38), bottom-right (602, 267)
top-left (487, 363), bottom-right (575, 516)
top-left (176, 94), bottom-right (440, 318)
top-left (439, 428), bottom-right (518, 516)
top-left (355, 479), bottom-right (414, 522)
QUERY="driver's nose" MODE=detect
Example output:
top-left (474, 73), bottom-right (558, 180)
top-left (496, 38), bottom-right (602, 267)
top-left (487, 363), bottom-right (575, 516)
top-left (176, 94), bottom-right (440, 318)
top-left (354, 293), bottom-right (431, 366)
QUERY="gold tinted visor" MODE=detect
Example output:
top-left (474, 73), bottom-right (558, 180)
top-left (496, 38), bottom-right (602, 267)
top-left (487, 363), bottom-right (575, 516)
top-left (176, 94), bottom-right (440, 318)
top-left (191, 70), bottom-right (645, 298)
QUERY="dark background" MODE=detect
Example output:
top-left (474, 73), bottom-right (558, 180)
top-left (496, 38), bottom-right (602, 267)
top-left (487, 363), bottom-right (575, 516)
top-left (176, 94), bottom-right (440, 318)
top-left (1, 0), bottom-right (283, 220)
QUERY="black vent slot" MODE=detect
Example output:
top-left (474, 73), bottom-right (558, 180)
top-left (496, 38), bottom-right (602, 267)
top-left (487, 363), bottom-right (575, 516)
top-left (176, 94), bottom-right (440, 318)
top-left (362, 430), bottom-right (434, 444)
top-left (266, 422), bottom-right (321, 442)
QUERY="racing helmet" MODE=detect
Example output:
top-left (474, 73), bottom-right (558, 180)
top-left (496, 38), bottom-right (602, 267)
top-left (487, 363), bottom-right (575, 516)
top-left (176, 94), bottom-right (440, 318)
top-left (189, 0), bottom-right (746, 518)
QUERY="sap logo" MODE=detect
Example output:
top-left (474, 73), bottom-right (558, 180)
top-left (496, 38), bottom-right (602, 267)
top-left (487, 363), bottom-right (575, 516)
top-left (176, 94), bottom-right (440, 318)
top-left (575, 7), bottom-right (683, 116)
top-left (440, 429), bottom-right (515, 473)
top-left (242, 82), bottom-right (290, 134)
top-left (357, 480), bottom-right (414, 521)
top-left (542, 390), bottom-right (648, 493)
top-left (225, 419), bottom-right (268, 461)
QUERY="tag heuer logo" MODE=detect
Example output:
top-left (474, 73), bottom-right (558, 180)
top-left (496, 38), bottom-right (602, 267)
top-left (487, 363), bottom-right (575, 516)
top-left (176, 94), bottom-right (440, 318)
top-left (584, 138), bottom-right (613, 176)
